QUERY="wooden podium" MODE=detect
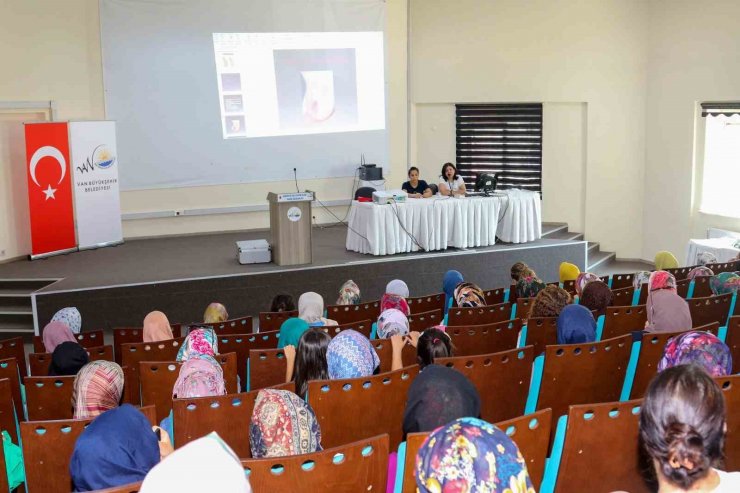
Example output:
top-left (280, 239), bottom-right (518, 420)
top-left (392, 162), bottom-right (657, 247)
top-left (267, 192), bottom-right (314, 266)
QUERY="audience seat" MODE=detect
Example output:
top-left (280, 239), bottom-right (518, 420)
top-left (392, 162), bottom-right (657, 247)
top-left (688, 293), bottom-right (733, 328)
top-left (610, 286), bottom-right (635, 307)
top-left (33, 329), bottom-right (106, 355)
top-left (405, 293), bottom-right (445, 314)
top-left (25, 375), bottom-right (76, 421)
top-left (522, 317), bottom-right (557, 355)
top-left (716, 374), bottom-right (739, 470)
top-left (664, 266), bottom-right (693, 280)
top-left (610, 273), bottom-right (634, 290)
top-left (247, 348), bottom-right (287, 391)
top-left (561, 280), bottom-right (577, 295)
top-left (29, 344), bottom-right (114, 376)
top-left (676, 278), bottom-right (691, 298)
top-left (725, 316), bottom-right (740, 374)
top-left (0, 378), bottom-right (18, 443)
top-left (219, 330), bottom-right (281, 391)
top-left (308, 366), bottom-right (419, 450)
top-left (407, 309), bottom-right (442, 332)
top-left (515, 297), bottom-right (533, 318)
top-left (437, 346), bottom-right (534, 423)
top-left (446, 302), bottom-right (512, 326)
top-left (706, 261), bottom-right (739, 274)
top-left (0, 337), bottom-right (27, 378)
top-left (483, 287), bottom-right (507, 305)
top-left (258, 310), bottom-right (298, 332)
top-left (602, 305), bottom-right (647, 340)
top-left (197, 315), bottom-right (253, 335)
top-left (446, 318), bottom-right (522, 357)
top-left (326, 300), bottom-right (381, 325)
top-left (242, 434), bottom-right (389, 492)
top-left (0, 358), bottom-right (23, 421)
top-left (121, 338), bottom-right (186, 405)
top-left (322, 320), bottom-right (373, 339)
top-left (691, 275), bottom-right (714, 298)
top-left (370, 339), bottom-right (416, 372)
top-left (112, 326), bottom-right (183, 364)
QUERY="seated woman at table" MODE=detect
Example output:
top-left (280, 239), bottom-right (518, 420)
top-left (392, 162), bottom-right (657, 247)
top-left (438, 162), bottom-right (466, 197)
top-left (401, 166), bottom-right (432, 198)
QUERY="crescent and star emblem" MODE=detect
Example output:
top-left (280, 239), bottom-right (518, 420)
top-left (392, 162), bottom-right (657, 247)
top-left (29, 146), bottom-right (66, 201)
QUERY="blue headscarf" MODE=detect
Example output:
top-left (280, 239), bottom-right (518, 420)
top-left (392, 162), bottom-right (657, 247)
top-left (556, 304), bottom-right (596, 345)
top-left (70, 404), bottom-right (160, 491)
top-left (442, 270), bottom-right (464, 315)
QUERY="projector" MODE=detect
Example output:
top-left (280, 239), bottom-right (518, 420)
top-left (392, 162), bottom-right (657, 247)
top-left (372, 190), bottom-right (408, 205)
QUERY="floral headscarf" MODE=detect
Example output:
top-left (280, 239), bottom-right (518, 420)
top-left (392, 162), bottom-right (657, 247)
top-left (697, 251), bottom-right (718, 266)
top-left (654, 251), bottom-right (679, 271)
top-left (709, 272), bottom-right (740, 295)
top-left (326, 329), bottom-right (380, 379)
top-left (575, 272), bottom-right (600, 298)
top-left (415, 417), bottom-right (534, 493)
top-left (453, 282), bottom-right (486, 308)
top-left (377, 309), bottom-right (410, 339)
top-left (203, 303), bottom-right (229, 324)
top-left (72, 361), bottom-right (124, 419)
top-left (687, 266), bottom-right (714, 281)
top-left (649, 270), bottom-right (677, 291)
top-left (173, 355), bottom-right (226, 398)
top-left (633, 271), bottom-right (652, 290)
top-left (51, 307), bottom-right (82, 334)
top-left (42, 321), bottom-right (77, 353)
top-left (143, 311), bottom-right (173, 343)
top-left (516, 276), bottom-right (546, 299)
top-left (176, 327), bottom-right (218, 362)
top-left (336, 280), bottom-right (361, 305)
top-left (249, 389), bottom-right (322, 458)
top-left (559, 262), bottom-right (580, 283)
top-left (381, 293), bottom-right (410, 316)
top-left (658, 331), bottom-right (732, 377)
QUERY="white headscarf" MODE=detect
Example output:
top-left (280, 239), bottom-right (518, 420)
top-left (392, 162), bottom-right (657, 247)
top-left (51, 307), bottom-right (82, 334)
top-left (298, 292), bottom-right (324, 324)
top-left (386, 279), bottom-right (409, 298)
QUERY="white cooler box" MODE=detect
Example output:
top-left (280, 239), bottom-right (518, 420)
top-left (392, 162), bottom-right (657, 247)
top-left (237, 239), bottom-right (271, 264)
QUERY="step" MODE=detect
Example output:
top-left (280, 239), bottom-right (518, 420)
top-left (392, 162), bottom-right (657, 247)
top-left (0, 306), bottom-right (33, 316)
top-left (588, 250), bottom-right (616, 271)
top-left (587, 242), bottom-right (600, 255)
top-left (545, 230), bottom-right (584, 242)
top-left (541, 223), bottom-right (568, 238)
top-left (0, 295), bottom-right (31, 308)
top-left (0, 279), bottom-right (58, 292)
top-left (0, 321), bottom-right (34, 334)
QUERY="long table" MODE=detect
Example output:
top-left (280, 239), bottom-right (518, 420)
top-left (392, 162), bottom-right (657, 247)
top-left (346, 189), bottom-right (542, 255)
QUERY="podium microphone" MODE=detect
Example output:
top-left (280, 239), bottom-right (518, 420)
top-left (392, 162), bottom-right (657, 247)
top-left (293, 167), bottom-right (299, 193)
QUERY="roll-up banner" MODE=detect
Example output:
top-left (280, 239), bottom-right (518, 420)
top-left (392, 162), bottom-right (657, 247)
top-left (69, 121), bottom-right (123, 249)
top-left (24, 122), bottom-right (77, 258)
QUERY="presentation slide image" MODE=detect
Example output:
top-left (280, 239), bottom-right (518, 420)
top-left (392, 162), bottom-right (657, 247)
top-left (221, 73), bottom-right (242, 92)
top-left (223, 95), bottom-right (244, 113)
top-left (273, 48), bottom-right (358, 130)
top-left (218, 52), bottom-right (236, 69)
top-left (224, 116), bottom-right (246, 136)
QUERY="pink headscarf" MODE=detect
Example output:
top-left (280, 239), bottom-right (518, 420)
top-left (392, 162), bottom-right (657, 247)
top-left (172, 356), bottom-right (226, 399)
top-left (42, 321), bottom-right (77, 353)
top-left (143, 311), bottom-right (174, 343)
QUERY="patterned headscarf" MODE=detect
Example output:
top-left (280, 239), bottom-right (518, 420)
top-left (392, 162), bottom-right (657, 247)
top-left (709, 272), bottom-right (740, 295)
top-left (633, 271), bottom-right (652, 290)
top-left (697, 251), bottom-right (718, 266)
top-left (377, 309), bottom-right (410, 339)
top-left (277, 318), bottom-right (310, 349)
top-left (516, 276), bottom-right (546, 299)
top-left (298, 292), bottom-right (324, 324)
top-left (453, 282), bottom-right (486, 308)
top-left (173, 355), bottom-right (226, 399)
top-left (176, 327), bottom-right (218, 362)
top-left (415, 417), bottom-right (534, 493)
top-left (249, 389), bottom-right (322, 458)
top-left (649, 270), bottom-right (677, 291)
top-left (336, 280), bottom-right (361, 305)
top-left (203, 303), bottom-right (229, 324)
top-left (579, 281), bottom-right (613, 317)
top-left (42, 321), bottom-right (77, 353)
top-left (654, 251), bottom-right (679, 271)
top-left (575, 272), bottom-right (600, 297)
top-left (559, 262), bottom-right (580, 283)
top-left (386, 279), bottom-right (410, 298)
top-left (557, 305), bottom-right (596, 344)
top-left (443, 271), bottom-right (464, 315)
top-left (658, 331), bottom-right (732, 377)
top-left (51, 307), bottom-right (82, 334)
top-left (327, 329), bottom-right (380, 379)
top-left (73, 361), bottom-right (125, 419)
top-left (687, 266), bottom-right (714, 281)
top-left (381, 293), bottom-right (410, 316)
top-left (143, 311), bottom-right (173, 343)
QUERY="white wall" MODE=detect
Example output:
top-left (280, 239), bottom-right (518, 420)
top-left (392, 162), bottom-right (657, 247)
top-left (643, 0), bottom-right (740, 263)
top-left (409, 0), bottom-right (648, 258)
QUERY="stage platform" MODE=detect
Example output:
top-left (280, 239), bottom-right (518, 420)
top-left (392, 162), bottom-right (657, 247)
top-left (0, 225), bottom-right (587, 334)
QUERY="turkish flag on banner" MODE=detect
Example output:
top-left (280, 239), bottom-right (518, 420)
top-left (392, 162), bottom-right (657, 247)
top-left (24, 123), bottom-right (76, 256)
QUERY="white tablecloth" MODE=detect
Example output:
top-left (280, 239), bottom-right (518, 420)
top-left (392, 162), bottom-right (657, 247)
top-left (346, 189), bottom-right (542, 255)
top-left (686, 237), bottom-right (740, 265)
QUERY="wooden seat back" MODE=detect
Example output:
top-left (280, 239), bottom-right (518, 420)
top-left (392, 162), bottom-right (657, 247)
top-left (321, 320), bottom-right (372, 339)
top-left (258, 310), bottom-right (298, 332)
top-left (173, 391), bottom-right (256, 458)
top-left (610, 286), bottom-right (635, 307)
top-left (401, 409), bottom-right (553, 493)
top-left (218, 330), bottom-right (281, 391)
top-left (33, 329), bottom-right (106, 355)
top-left (29, 344), bottom-right (115, 376)
top-left (537, 335), bottom-right (632, 422)
top-left (524, 317), bottom-right (557, 355)
top-left (370, 339), bottom-right (415, 372)
top-left (602, 305), bottom-right (647, 340)
top-left (248, 348), bottom-right (287, 391)
top-left (446, 302), bottom-right (511, 326)
top-left (0, 358), bottom-right (23, 421)
top-left (554, 399), bottom-right (649, 493)
top-left (307, 366), bottom-right (419, 450)
top-left (406, 293), bottom-right (445, 314)
top-left (326, 300), bottom-right (381, 325)
top-left (113, 326), bottom-right (183, 364)
top-left (120, 338), bottom-right (185, 404)
top-left (726, 316), bottom-right (740, 374)
top-left (665, 266), bottom-right (693, 280)
top-left (436, 346), bottom-right (533, 423)
top-left (21, 417), bottom-right (93, 493)
top-left (25, 375), bottom-right (76, 421)
top-left (516, 297), bottom-right (533, 317)
top-left (483, 287), bottom-right (506, 305)
top-left (241, 434), bottom-right (389, 492)
top-left (446, 319), bottom-right (522, 357)
top-left (561, 279), bottom-right (577, 295)
top-left (715, 374), bottom-right (740, 470)
top-left (705, 261), bottom-right (739, 274)
top-left (688, 293), bottom-right (733, 328)
top-left (676, 278), bottom-right (691, 298)
top-left (610, 273), bottom-right (634, 290)
top-left (0, 336), bottom-right (26, 378)
top-left (181, 315), bottom-right (253, 335)
top-left (0, 379), bottom-right (18, 443)
top-left (139, 352), bottom-right (238, 422)
top-left (407, 309), bottom-right (442, 332)
top-left (692, 275), bottom-right (714, 298)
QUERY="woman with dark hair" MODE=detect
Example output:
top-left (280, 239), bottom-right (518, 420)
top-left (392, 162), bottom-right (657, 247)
top-left (283, 328), bottom-right (331, 398)
top-left (270, 293), bottom-right (295, 312)
top-left (438, 162), bottom-right (466, 197)
top-left (640, 364), bottom-right (739, 492)
top-left (402, 166), bottom-right (432, 198)
top-left (391, 327), bottom-right (452, 371)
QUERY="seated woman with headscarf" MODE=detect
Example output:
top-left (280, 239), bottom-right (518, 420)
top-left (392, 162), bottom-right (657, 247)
top-left (336, 280), bottom-right (361, 305)
top-left (579, 280), bottom-right (613, 318)
top-left (142, 311), bottom-right (173, 343)
top-left (515, 275), bottom-right (546, 300)
top-left (382, 279), bottom-right (410, 315)
top-left (51, 306), bottom-right (82, 334)
top-left (326, 329), bottom-right (380, 379)
top-left (42, 320), bottom-right (77, 353)
top-left (249, 389), bottom-right (322, 458)
top-left (442, 270), bottom-right (464, 315)
top-left (529, 285), bottom-right (572, 319)
top-left (48, 341), bottom-right (89, 376)
top-left (203, 302), bottom-right (229, 324)
top-left (657, 330), bottom-right (732, 377)
top-left (453, 282), bottom-right (486, 308)
top-left (646, 271), bottom-right (692, 333)
top-left (176, 327), bottom-right (218, 362)
top-left (559, 262), bottom-right (580, 284)
top-left (709, 271), bottom-right (740, 295)
top-left (654, 250), bottom-right (679, 270)
top-left (72, 360), bottom-right (125, 419)
top-left (556, 305), bottom-right (597, 345)
top-left (298, 292), bottom-right (337, 327)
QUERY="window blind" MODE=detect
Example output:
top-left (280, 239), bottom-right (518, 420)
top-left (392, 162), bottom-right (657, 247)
top-left (455, 103), bottom-right (543, 193)
top-left (701, 101), bottom-right (740, 117)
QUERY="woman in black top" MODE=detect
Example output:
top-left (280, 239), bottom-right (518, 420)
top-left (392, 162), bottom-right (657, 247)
top-left (401, 167), bottom-right (432, 198)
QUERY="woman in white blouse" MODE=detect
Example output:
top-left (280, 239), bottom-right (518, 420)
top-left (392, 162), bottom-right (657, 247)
top-left (438, 162), bottom-right (467, 197)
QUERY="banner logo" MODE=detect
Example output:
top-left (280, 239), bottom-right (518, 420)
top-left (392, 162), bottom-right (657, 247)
top-left (28, 145), bottom-right (66, 200)
top-left (77, 144), bottom-right (116, 173)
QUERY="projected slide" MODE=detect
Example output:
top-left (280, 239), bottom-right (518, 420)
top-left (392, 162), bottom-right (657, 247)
top-left (213, 32), bottom-right (385, 139)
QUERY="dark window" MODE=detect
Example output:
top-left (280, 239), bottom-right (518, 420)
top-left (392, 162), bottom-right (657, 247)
top-left (455, 103), bottom-right (543, 193)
